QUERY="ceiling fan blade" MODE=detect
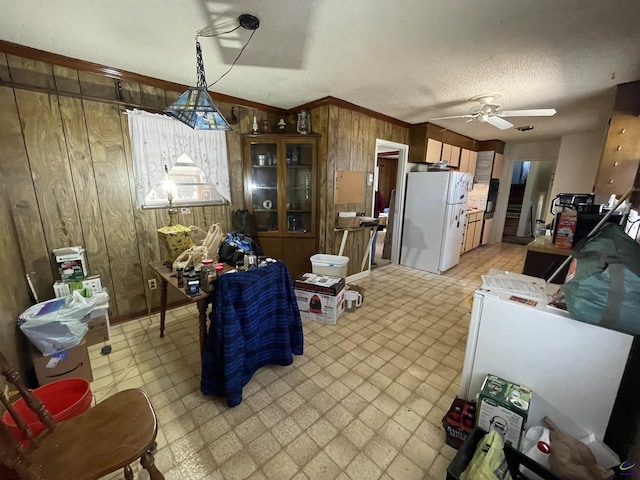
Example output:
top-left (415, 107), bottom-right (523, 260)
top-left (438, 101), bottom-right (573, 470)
top-left (487, 116), bottom-right (513, 130)
top-left (430, 115), bottom-right (475, 121)
top-left (499, 108), bottom-right (557, 117)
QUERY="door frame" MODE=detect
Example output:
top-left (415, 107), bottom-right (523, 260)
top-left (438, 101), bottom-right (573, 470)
top-left (372, 139), bottom-right (410, 265)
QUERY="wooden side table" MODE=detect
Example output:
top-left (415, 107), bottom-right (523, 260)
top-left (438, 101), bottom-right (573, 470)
top-left (149, 261), bottom-right (214, 355)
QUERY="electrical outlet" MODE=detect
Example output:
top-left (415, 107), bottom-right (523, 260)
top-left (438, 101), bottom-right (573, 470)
top-left (148, 279), bottom-right (157, 291)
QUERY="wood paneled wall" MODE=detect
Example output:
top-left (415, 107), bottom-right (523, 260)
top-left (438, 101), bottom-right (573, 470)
top-left (310, 105), bottom-right (409, 275)
top-left (0, 48), bottom-right (410, 324)
top-left (0, 52), bottom-right (264, 320)
top-left (0, 184), bottom-right (32, 368)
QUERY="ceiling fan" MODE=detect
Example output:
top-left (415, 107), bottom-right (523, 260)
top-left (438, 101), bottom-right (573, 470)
top-left (430, 95), bottom-right (557, 130)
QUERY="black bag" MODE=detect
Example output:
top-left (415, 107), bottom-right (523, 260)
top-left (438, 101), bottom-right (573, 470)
top-left (218, 232), bottom-right (263, 266)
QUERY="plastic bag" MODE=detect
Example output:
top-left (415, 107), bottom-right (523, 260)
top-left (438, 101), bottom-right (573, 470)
top-left (461, 430), bottom-right (512, 480)
top-left (19, 291), bottom-right (108, 355)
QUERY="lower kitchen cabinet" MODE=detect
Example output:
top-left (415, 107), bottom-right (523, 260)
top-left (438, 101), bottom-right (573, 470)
top-left (461, 210), bottom-right (484, 254)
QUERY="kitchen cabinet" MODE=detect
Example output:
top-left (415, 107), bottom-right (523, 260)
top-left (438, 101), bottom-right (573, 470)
top-left (492, 153), bottom-right (503, 179)
top-left (459, 149), bottom-right (477, 176)
top-left (461, 210), bottom-right (483, 254)
top-left (481, 217), bottom-right (493, 245)
top-left (441, 143), bottom-right (461, 168)
top-left (425, 138), bottom-right (442, 164)
top-left (243, 134), bottom-right (319, 279)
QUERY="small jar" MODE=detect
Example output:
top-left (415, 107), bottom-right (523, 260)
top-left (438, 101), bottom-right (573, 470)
top-left (200, 259), bottom-right (216, 292)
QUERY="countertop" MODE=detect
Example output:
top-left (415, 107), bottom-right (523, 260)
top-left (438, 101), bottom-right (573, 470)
top-left (526, 236), bottom-right (573, 256)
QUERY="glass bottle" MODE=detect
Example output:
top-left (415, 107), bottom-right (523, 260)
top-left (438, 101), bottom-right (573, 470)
top-left (297, 110), bottom-right (311, 134)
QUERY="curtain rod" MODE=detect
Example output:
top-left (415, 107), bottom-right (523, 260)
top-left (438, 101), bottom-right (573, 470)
top-left (0, 79), bottom-right (167, 114)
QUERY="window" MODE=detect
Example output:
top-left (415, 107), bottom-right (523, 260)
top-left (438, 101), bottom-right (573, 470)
top-left (127, 109), bottom-right (231, 209)
top-left (144, 153), bottom-right (225, 207)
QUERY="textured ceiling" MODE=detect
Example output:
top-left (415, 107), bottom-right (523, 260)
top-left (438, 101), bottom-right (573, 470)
top-left (1, 0), bottom-right (639, 142)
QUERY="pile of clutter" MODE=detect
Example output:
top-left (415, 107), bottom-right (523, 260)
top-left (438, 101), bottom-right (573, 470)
top-left (17, 246), bottom-right (109, 386)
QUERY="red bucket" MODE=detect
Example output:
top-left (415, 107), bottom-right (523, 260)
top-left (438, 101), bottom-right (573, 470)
top-left (1, 378), bottom-right (92, 442)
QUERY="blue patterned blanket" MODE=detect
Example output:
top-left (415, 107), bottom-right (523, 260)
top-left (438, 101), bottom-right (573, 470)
top-left (200, 261), bottom-right (304, 407)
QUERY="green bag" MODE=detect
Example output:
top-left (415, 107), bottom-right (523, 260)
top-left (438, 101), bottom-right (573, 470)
top-left (564, 224), bottom-right (640, 334)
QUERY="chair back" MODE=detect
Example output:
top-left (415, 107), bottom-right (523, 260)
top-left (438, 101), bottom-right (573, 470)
top-left (0, 349), bottom-right (56, 479)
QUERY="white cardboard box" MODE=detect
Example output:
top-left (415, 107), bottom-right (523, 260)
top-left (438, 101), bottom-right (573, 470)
top-left (295, 287), bottom-right (345, 325)
top-left (53, 246), bottom-right (88, 281)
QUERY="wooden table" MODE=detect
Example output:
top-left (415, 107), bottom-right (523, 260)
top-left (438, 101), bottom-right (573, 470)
top-left (149, 261), bottom-right (215, 355)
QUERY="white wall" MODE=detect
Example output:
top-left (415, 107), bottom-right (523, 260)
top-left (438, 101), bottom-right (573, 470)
top-left (546, 131), bottom-right (605, 223)
top-left (494, 140), bottom-right (561, 242)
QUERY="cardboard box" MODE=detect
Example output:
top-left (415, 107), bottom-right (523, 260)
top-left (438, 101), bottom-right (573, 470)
top-left (53, 275), bottom-right (103, 298)
top-left (295, 287), bottom-right (345, 324)
top-left (554, 209), bottom-right (577, 250)
top-left (477, 374), bottom-right (531, 448)
top-left (53, 246), bottom-right (88, 281)
top-left (32, 339), bottom-right (93, 386)
top-left (295, 273), bottom-right (346, 296)
top-left (85, 309), bottom-right (110, 346)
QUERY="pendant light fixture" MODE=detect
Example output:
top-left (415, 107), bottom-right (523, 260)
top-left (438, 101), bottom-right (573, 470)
top-left (165, 14), bottom-right (260, 130)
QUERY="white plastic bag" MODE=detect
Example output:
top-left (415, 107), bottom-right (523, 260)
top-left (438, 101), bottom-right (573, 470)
top-left (19, 291), bottom-right (108, 355)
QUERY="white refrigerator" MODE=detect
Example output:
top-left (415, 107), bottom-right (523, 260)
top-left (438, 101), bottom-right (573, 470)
top-left (459, 286), bottom-right (633, 441)
top-left (400, 171), bottom-right (473, 274)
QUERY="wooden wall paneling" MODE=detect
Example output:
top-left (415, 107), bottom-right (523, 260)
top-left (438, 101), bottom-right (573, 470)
top-left (15, 90), bottom-right (85, 255)
top-left (225, 103), bottom-right (245, 209)
top-left (119, 79), bottom-right (142, 105)
top-left (140, 84), bottom-right (167, 110)
top-left (83, 100), bottom-right (146, 314)
top-left (0, 53), bottom-right (9, 82)
top-left (311, 106), bottom-right (329, 252)
top-left (78, 71), bottom-right (117, 101)
top-left (52, 65), bottom-right (81, 95)
top-left (6, 55), bottom-right (55, 89)
top-left (58, 95), bottom-right (116, 306)
top-left (0, 87), bottom-right (54, 300)
top-left (325, 105), bottom-right (340, 255)
top-left (349, 111), bottom-right (361, 171)
top-left (119, 112), bottom-right (161, 311)
top-left (0, 184), bottom-right (33, 369)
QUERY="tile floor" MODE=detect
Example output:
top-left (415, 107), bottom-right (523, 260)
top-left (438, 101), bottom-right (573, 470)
top-left (92, 242), bottom-right (526, 480)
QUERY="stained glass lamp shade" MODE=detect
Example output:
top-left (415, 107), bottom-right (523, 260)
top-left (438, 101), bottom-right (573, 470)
top-left (165, 41), bottom-right (231, 131)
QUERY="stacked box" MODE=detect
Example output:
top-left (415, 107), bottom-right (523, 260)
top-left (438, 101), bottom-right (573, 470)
top-left (31, 339), bottom-right (93, 386)
top-left (53, 246), bottom-right (88, 281)
top-left (477, 374), bottom-right (532, 448)
top-left (85, 308), bottom-right (110, 346)
top-left (295, 273), bottom-right (345, 324)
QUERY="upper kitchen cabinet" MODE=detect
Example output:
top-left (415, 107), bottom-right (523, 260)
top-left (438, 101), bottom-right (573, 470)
top-left (492, 153), bottom-right (503, 179)
top-left (459, 149), bottom-right (478, 176)
top-left (243, 134), bottom-right (319, 278)
top-left (409, 124), bottom-right (442, 163)
top-left (441, 143), bottom-right (461, 168)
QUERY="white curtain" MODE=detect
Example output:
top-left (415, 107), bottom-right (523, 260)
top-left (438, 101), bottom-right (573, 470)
top-left (127, 109), bottom-right (231, 207)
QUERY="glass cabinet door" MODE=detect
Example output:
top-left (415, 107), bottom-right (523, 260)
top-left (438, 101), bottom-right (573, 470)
top-left (250, 143), bottom-right (279, 232)
top-left (285, 142), bottom-right (314, 234)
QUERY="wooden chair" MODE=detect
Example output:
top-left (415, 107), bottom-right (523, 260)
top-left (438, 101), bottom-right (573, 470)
top-left (0, 350), bottom-right (164, 480)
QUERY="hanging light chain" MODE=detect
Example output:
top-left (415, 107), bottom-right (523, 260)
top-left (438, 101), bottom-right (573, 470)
top-left (195, 40), bottom-right (207, 88)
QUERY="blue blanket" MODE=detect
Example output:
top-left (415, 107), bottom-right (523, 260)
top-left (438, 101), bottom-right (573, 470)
top-left (200, 261), bottom-right (304, 407)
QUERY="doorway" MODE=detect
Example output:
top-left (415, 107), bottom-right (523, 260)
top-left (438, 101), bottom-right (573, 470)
top-left (372, 139), bottom-right (410, 267)
top-left (502, 160), bottom-right (555, 244)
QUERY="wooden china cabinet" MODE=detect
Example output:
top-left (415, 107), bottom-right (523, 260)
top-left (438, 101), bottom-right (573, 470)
top-left (243, 134), bottom-right (320, 279)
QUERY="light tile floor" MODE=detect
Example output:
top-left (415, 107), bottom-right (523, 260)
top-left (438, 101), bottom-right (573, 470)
top-left (92, 242), bottom-right (526, 480)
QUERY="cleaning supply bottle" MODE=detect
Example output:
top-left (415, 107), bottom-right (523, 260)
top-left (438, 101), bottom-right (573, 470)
top-left (520, 426), bottom-right (552, 480)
